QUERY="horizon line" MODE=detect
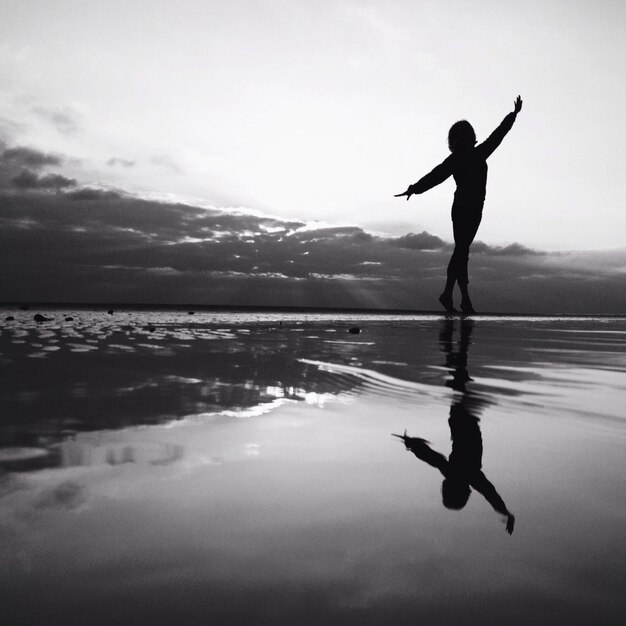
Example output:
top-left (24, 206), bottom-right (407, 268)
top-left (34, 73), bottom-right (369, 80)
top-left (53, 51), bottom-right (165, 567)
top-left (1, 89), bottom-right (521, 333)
top-left (2, 302), bottom-right (624, 319)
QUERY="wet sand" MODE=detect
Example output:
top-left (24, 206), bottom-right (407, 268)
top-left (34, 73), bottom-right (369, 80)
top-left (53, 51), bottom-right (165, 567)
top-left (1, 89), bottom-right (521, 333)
top-left (1, 311), bottom-right (625, 624)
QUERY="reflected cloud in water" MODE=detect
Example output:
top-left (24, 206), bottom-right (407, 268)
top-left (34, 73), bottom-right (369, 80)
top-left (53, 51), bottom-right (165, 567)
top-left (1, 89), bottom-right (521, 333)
top-left (2, 311), bottom-right (626, 475)
top-left (1, 312), bottom-right (626, 624)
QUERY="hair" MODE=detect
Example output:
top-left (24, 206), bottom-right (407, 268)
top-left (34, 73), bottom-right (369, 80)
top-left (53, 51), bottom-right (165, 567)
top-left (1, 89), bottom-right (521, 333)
top-left (441, 478), bottom-right (471, 510)
top-left (448, 120), bottom-right (476, 153)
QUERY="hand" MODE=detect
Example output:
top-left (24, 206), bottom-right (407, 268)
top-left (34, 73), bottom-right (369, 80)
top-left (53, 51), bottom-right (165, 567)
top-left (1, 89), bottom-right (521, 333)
top-left (391, 430), bottom-right (429, 450)
top-left (505, 514), bottom-right (515, 535)
top-left (391, 429), bottom-right (410, 447)
top-left (513, 95), bottom-right (523, 114)
top-left (394, 186), bottom-right (414, 201)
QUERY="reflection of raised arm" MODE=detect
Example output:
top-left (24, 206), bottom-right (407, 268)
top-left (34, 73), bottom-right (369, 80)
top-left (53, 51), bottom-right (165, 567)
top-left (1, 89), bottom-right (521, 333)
top-left (477, 95), bottom-right (522, 159)
top-left (472, 472), bottom-right (515, 534)
top-left (394, 156), bottom-right (453, 201)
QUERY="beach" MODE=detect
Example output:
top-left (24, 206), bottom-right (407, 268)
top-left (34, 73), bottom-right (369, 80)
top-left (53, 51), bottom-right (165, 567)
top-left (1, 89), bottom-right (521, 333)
top-left (1, 310), bottom-right (625, 624)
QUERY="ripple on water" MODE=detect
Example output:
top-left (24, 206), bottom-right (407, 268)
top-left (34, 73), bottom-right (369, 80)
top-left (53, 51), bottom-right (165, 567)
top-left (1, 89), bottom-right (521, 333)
top-left (107, 344), bottom-right (136, 352)
top-left (67, 343), bottom-right (99, 352)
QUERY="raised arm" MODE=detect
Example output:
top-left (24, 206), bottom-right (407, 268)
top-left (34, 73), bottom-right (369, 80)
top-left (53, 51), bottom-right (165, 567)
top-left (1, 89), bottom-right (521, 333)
top-left (476, 95), bottom-right (523, 160)
top-left (471, 471), bottom-right (515, 534)
top-left (394, 155), bottom-right (453, 201)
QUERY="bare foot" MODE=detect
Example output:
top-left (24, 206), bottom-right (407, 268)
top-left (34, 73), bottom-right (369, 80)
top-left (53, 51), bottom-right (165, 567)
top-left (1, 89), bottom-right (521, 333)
top-left (439, 293), bottom-right (458, 313)
top-left (460, 301), bottom-right (476, 315)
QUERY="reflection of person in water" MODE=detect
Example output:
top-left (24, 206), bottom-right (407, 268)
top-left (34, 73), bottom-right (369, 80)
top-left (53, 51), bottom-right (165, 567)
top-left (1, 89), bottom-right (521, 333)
top-left (395, 96), bottom-right (523, 314)
top-left (394, 319), bottom-right (515, 534)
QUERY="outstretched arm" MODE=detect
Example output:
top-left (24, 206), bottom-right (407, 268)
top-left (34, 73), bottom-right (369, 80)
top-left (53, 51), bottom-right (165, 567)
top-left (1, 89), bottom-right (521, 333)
top-left (393, 431), bottom-right (449, 473)
top-left (476, 95), bottom-right (522, 160)
top-left (395, 155), bottom-right (453, 201)
top-left (472, 471), bottom-right (515, 534)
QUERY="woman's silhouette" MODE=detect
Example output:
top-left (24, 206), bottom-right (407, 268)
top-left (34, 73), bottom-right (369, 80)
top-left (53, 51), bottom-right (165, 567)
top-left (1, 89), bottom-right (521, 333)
top-left (396, 96), bottom-right (523, 314)
top-left (393, 319), bottom-right (515, 534)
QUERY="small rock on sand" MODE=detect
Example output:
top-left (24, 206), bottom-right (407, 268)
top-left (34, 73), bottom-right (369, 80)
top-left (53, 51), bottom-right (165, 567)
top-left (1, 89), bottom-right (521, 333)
top-left (34, 313), bottom-right (52, 322)
top-left (348, 327), bottom-right (361, 334)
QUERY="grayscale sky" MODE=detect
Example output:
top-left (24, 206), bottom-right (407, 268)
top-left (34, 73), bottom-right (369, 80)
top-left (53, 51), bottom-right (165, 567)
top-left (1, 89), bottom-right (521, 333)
top-left (1, 0), bottom-right (624, 250)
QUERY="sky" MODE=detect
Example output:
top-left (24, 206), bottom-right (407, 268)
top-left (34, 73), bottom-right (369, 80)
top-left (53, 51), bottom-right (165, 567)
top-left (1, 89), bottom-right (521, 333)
top-left (1, 0), bottom-right (625, 311)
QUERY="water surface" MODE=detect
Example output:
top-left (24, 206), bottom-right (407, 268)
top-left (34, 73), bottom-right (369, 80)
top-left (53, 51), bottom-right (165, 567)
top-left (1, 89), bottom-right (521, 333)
top-left (1, 311), bottom-right (625, 624)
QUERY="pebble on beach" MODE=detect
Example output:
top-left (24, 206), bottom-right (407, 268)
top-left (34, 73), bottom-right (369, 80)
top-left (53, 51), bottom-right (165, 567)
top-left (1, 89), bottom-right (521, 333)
top-left (65, 316), bottom-right (74, 321)
top-left (348, 327), bottom-right (361, 334)
top-left (34, 313), bottom-right (52, 323)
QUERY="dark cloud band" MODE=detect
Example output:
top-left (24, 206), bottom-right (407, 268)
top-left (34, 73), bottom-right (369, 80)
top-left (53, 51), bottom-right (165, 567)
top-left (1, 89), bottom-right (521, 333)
top-left (0, 139), bottom-right (623, 313)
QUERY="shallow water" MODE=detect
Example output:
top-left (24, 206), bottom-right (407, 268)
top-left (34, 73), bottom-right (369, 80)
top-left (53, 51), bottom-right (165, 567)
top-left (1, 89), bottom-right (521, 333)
top-left (1, 310), bottom-right (625, 624)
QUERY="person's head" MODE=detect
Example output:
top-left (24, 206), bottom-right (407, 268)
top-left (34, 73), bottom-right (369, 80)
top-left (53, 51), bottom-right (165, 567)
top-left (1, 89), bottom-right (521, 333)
top-left (441, 478), bottom-right (471, 509)
top-left (448, 120), bottom-right (476, 153)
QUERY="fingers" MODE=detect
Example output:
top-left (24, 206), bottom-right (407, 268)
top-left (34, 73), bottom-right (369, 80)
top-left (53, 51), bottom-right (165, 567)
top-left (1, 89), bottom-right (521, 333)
top-left (393, 192), bottom-right (412, 200)
top-left (505, 515), bottom-right (515, 534)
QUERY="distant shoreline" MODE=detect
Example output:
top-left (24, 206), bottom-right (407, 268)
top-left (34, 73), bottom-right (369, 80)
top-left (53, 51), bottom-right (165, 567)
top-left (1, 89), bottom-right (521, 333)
top-left (1, 302), bottom-right (624, 319)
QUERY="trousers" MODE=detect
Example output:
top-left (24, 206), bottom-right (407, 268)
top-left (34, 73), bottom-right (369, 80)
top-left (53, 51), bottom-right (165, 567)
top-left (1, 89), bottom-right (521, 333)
top-left (447, 210), bottom-right (482, 286)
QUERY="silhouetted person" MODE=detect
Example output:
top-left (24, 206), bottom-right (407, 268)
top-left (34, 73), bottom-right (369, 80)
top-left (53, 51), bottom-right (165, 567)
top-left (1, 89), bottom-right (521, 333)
top-left (393, 319), bottom-right (515, 534)
top-left (395, 96), bottom-right (523, 314)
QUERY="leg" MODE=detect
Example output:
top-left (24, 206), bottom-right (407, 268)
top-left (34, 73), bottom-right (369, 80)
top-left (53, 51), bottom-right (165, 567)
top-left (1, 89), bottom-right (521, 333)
top-left (443, 257), bottom-right (457, 295)
top-left (439, 248), bottom-right (463, 312)
top-left (439, 221), bottom-right (463, 312)
top-left (452, 214), bottom-right (482, 313)
top-left (439, 260), bottom-right (458, 312)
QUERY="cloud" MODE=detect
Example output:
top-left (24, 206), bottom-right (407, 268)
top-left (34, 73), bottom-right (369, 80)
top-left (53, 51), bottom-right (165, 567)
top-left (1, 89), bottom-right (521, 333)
top-left (151, 155), bottom-right (182, 174)
top-left (11, 169), bottom-right (77, 190)
top-left (1, 146), bottom-right (63, 168)
top-left (31, 105), bottom-right (81, 135)
top-left (388, 233), bottom-right (540, 257)
top-left (479, 242), bottom-right (542, 256)
top-left (1, 183), bottom-right (624, 313)
top-left (390, 231), bottom-right (448, 250)
top-left (0, 138), bottom-right (624, 314)
top-left (33, 481), bottom-right (84, 511)
top-left (66, 188), bottom-right (121, 201)
top-left (0, 140), bottom-right (70, 190)
top-left (0, 116), bottom-right (26, 140)
top-left (107, 157), bottom-right (135, 168)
